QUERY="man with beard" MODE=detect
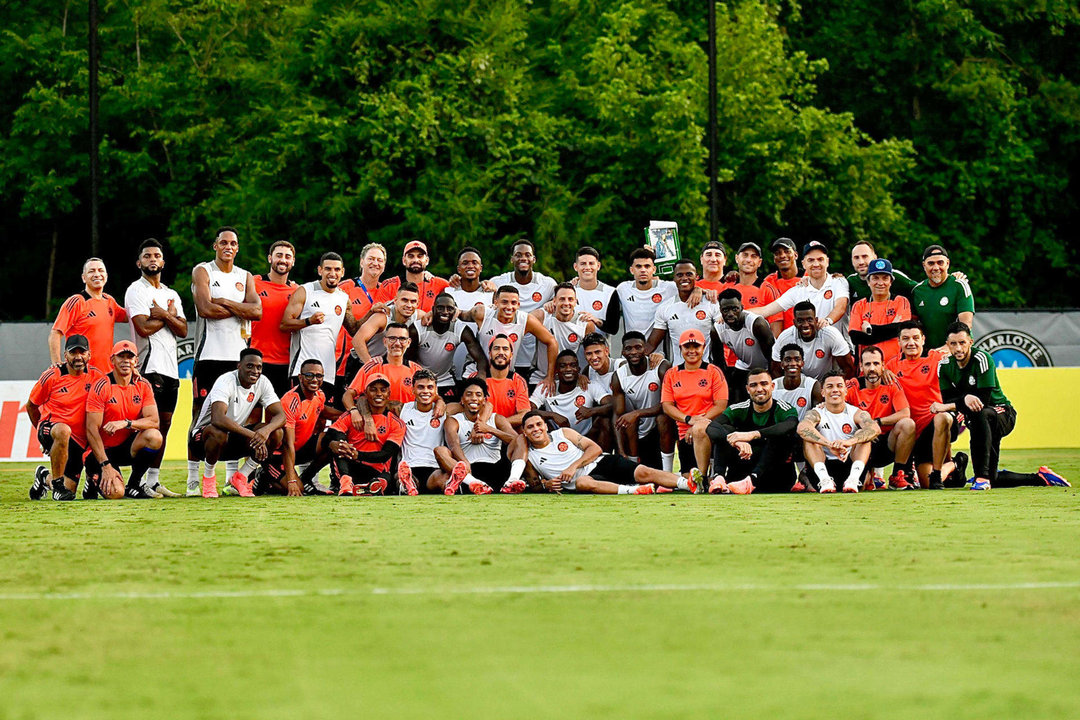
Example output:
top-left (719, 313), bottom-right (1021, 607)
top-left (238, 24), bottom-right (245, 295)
top-left (483, 334), bottom-right (531, 429)
top-left (705, 368), bottom-right (799, 494)
top-left (325, 374), bottom-right (405, 495)
top-left (491, 239), bottom-right (558, 379)
top-left (770, 302), bottom-right (854, 381)
top-left (378, 241), bottom-right (450, 313)
top-left (440, 379), bottom-right (523, 494)
top-left (646, 259), bottom-right (722, 366)
top-left (752, 241), bottom-right (850, 337)
top-left (251, 241), bottom-right (299, 395)
top-left (83, 341), bottom-right (162, 500)
top-left (125, 238), bottom-right (186, 497)
top-left (529, 351), bottom-right (613, 448)
top-left (611, 332), bottom-right (675, 471)
top-left (797, 371), bottom-right (880, 493)
top-left (530, 283), bottom-right (594, 389)
top-left (189, 348), bottom-right (285, 498)
top-left (614, 248), bottom-right (679, 336)
top-left (462, 285), bottom-right (559, 395)
top-left (50, 258), bottom-right (128, 370)
top-left (415, 293), bottom-right (488, 401)
top-left (937, 322), bottom-right (1069, 490)
top-left (846, 346), bottom-right (917, 490)
top-left (847, 258), bottom-right (912, 366)
top-left (714, 288), bottom-right (775, 401)
top-left (335, 243), bottom-right (395, 396)
top-left (352, 282), bottom-right (422, 364)
top-left (761, 237), bottom-right (801, 332)
top-left (448, 247), bottom-right (495, 376)
top-left (912, 245), bottom-right (975, 349)
top-left (26, 334), bottom-right (105, 501)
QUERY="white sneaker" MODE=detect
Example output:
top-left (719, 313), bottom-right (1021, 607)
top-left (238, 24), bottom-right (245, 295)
top-left (842, 478), bottom-right (860, 493)
top-left (186, 477), bottom-right (200, 497)
top-left (818, 479), bottom-right (837, 494)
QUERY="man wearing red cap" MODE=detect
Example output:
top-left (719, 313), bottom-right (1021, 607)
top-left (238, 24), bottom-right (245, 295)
top-left (661, 328), bottom-right (729, 484)
top-left (325, 373), bottom-right (406, 495)
top-left (26, 334), bottom-right (106, 501)
top-left (84, 341), bottom-right (165, 499)
top-left (377, 241), bottom-right (450, 313)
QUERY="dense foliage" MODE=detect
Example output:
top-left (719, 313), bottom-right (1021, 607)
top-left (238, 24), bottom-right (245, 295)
top-left (1, 0), bottom-right (1076, 319)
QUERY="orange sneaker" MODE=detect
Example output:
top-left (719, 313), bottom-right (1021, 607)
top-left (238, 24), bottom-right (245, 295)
top-left (655, 485), bottom-right (674, 493)
top-left (500, 478), bottom-right (527, 494)
top-left (470, 482), bottom-right (493, 495)
top-left (397, 461), bottom-right (419, 496)
top-left (631, 483), bottom-right (655, 495)
top-left (337, 474), bottom-right (355, 496)
top-left (707, 477), bottom-right (728, 494)
top-left (790, 480), bottom-right (807, 493)
top-left (888, 470), bottom-right (913, 490)
top-left (366, 478), bottom-right (388, 495)
top-left (229, 471), bottom-right (255, 498)
top-left (727, 478), bottom-right (755, 495)
top-left (201, 475), bottom-right (219, 498)
top-left (444, 462), bottom-right (468, 495)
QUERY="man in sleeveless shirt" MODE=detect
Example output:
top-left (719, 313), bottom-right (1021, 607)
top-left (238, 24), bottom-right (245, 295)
top-left (797, 371), bottom-right (880, 493)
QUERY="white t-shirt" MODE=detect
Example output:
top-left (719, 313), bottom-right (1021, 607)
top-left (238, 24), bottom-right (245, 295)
top-left (476, 306), bottom-right (529, 368)
top-left (716, 311), bottom-right (768, 370)
top-left (125, 277), bottom-right (185, 379)
top-left (652, 296), bottom-right (721, 365)
top-left (530, 381), bottom-right (611, 435)
top-left (288, 281), bottom-right (349, 378)
top-left (771, 325), bottom-right (850, 381)
top-left (574, 281), bottom-right (617, 329)
top-left (451, 412), bottom-right (503, 465)
top-left (531, 310), bottom-right (589, 384)
top-left (615, 279), bottom-right (678, 336)
top-left (774, 275), bottom-right (851, 336)
top-left (814, 402), bottom-right (861, 461)
top-left (415, 320), bottom-right (468, 385)
top-left (192, 371), bottom-right (279, 434)
top-left (492, 271), bottom-right (557, 367)
top-left (399, 402), bottom-right (444, 468)
top-left (527, 428), bottom-right (597, 490)
top-left (772, 375), bottom-right (818, 421)
top-left (614, 361), bottom-right (663, 438)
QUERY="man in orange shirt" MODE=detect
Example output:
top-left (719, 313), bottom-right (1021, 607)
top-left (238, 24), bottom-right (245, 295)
top-left (335, 243), bottom-right (395, 397)
top-left (377, 241), bottom-right (450, 313)
top-left (84, 341), bottom-right (163, 500)
top-left (344, 322), bottom-right (425, 411)
top-left (846, 346), bottom-right (916, 490)
top-left (848, 259), bottom-right (911, 366)
top-left (483, 334), bottom-right (531, 428)
top-left (325, 374), bottom-right (406, 495)
top-left (26, 334), bottom-right (105, 500)
top-left (251, 240), bottom-right (299, 395)
top-left (731, 243), bottom-right (780, 326)
top-left (696, 241), bottom-right (731, 293)
top-left (886, 321), bottom-right (961, 489)
top-left (50, 258), bottom-right (128, 370)
top-left (761, 237), bottom-right (801, 332)
top-left (661, 329), bottom-right (729, 486)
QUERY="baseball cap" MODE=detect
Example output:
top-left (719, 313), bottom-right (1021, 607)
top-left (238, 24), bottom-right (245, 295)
top-left (701, 241), bottom-right (726, 255)
top-left (867, 258), bottom-right (893, 276)
top-left (365, 373), bottom-right (391, 387)
top-left (65, 334), bottom-right (90, 351)
top-left (678, 329), bottom-right (705, 347)
top-left (803, 240), bottom-right (828, 256)
top-left (770, 237), bottom-right (796, 252)
top-left (403, 240), bottom-right (428, 256)
top-left (737, 242), bottom-right (762, 256)
top-left (111, 340), bottom-right (138, 356)
top-left (922, 244), bottom-right (949, 260)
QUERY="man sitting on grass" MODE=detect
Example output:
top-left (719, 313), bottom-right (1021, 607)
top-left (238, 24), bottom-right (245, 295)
top-left (797, 371), bottom-right (880, 493)
top-left (325, 373), bottom-right (405, 496)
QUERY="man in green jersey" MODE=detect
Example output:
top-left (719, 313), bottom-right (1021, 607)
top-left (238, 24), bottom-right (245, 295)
top-left (912, 245), bottom-right (974, 348)
top-left (937, 322), bottom-right (1069, 491)
top-left (705, 368), bottom-right (799, 494)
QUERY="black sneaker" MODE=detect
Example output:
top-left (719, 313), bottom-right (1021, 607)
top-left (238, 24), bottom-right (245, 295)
top-left (125, 484), bottom-right (158, 499)
top-left (51, 478), bottom-right (76, 501)
top-left (30, 466), bottom-right (50, 500)
top-left (82, 475), bottom-right (101, 500)
top-left (945, 452), bottom-right (969, 488)
top-left (303, 478), bottom-right (333, 496)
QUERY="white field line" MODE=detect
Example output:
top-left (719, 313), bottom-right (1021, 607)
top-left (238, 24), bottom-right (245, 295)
top-left (0, 581), bottom-right (1078, 602)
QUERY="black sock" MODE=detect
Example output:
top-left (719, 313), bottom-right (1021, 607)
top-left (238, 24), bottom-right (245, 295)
top-left (928, 469), bottom-right (942, 485)
top-left (994, 470), bottom-right (1043, 488)
top-left (128, 449), bottom-right (153, 489)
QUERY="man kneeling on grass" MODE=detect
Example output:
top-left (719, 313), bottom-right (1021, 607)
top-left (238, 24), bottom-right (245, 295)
top-left (324, 373), bottom-right (405, 495)
top-left (520, 410), bottom-right (701, 495)
top-left (797, 371), bottom-right (880, 493)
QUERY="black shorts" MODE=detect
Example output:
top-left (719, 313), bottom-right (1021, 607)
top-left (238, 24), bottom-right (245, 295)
top-left (188, 423), bottom-right (261, 462)
top-left (471, 459), bottom-right (510, 490)
top-left (192, 360), bottom-right (236, 400)
top-left (590, 454), bottom-right (640, 483)
top-left (411, 465), bottom-right (442, 494)
top-left (868, 437), bottom-right (895, 467)
top-left (84, 436), bottom-right (137, 475)
top-left (634, 427), bottom-right (662, 469)
top-left (438, 384), bottom-right (459, 403)
top-left (913, 415), bottom-right (961, 464)
top-left (261, 363), bottom-right (293, 397)
top-left (36, 421), bottom-right (86, 480)
top-left (142, 373), bottom-right (180, 414)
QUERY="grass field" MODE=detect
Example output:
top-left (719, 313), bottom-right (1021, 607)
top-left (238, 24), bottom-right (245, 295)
top-left (1, 450), bottom-right (1078, 719)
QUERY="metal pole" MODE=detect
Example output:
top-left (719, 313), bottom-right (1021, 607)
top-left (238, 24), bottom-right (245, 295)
top-left (707, 0), bottom-right (719, 247)
top-left (89, 0), bottom-right (100, 255)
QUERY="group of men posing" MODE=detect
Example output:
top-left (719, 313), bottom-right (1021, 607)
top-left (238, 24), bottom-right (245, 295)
top-left (26, 228), bottom-right (1069, 500)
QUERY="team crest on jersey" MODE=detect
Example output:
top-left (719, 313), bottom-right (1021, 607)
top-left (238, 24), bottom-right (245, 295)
top-left (335, 305), bottom-right (343, 316)
top-left (404, 377), bottom-right (413, 386)
top-left (815, 350), bottom-right (825, 359)
top-left (377, 424), bottom-right (387, 434)
top-left (568, 333), bottom-right (578, 343)
top-left (824, 290), bottom-right (833, 300)
top-left (557, 442), bottom-right (569, 452)
top-left (235, 282), bottom-right (245, 292)
top-left (429, 418), bottom-right (441, 428)
top-left (132, 395), bottom-right (141, 404)
top-left (749, 297), bottom-right (759, 306)
top-left (532, 292), bottom-right (543, 302)
top-left (797, 397), bottom-right (807, 407)
top-left (745, 338), bottom-right (755, 346)
top-left (940, 297), bottom-right (950, 306)
top-left (444, 342), bottom-right (455, 352)
top-left (921, 366), bottom-right (930, 375)
top-left (507, 389), bottom-right (516, 398)
top-left (698, 379), bottom-right (708, 387)
top-left (880, 393), bottom-right (889, 404)
top-left (696, 310), bottom-right (707, 320)
top-left (509, 333), bottom-right (519, 343)
top-left (574, 396), bottom-right (586, 407)
top-left (247, 392), bottom-right (255, 402)
top-left (648, 382), bottom-right (659, 392)
top-left (842, 423), bottom-right (853, 433)
top-left (886, 308), bottom-right (896, 317)
top-left (651, 293), bottom-right (662, 303)
top-left (592, 300), bottom-right (603, 311)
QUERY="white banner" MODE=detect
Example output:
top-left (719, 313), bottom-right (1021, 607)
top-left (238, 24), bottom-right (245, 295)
top-left (0, 382), bottom-right (47, 462)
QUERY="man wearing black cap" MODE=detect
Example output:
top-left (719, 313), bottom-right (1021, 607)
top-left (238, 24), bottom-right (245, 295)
top-left (911, 245), bottom-right (975, 349)
top-left (26, 334), bottom-right (106, 500)
top-left (697, 241), bottom-right (730, 293)
top-left (762, 237), bottom-right (802, 332)
top-left (751, 241), bottom-right (850, 338)
top-left (731, 243), bottom-right (780, 332)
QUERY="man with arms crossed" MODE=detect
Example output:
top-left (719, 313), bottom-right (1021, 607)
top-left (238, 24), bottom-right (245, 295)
top-left (50, 258), bottom-right (128, 369)
top-left (797, 371), bottom-right (880, 493)
top-left (125, 238), bottom-right (186, 497)
top-left (84, 341), bottom-right (163, 500)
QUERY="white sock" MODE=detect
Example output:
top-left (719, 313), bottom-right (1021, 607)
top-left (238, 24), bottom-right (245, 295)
top-left (813, 462), bottom-right (831, 485)
top-left (204, 462), bottom-right (218, 479)
top-left (239, 458), bottom-right (259, 478)
top-left (508, 459), bottom-right (526, 483)
top-left (463, 473), bottom-right (480, 487)
top-left (676, 476), bottom-right (690, 491)
top-left (618, 485), bottom-right (634, 494)
top-left (147, 467), bottom-right (160, 484)
top-left (661, 452), bottom-right (675, 473)
top-left (848, 461), bottom-right (866, 486)
top-left (187, 460), bottom-right (201, 484)
top-left (226, 460), bottom-right (239, 478)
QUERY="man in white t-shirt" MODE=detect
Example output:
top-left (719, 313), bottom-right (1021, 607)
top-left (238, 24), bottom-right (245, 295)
top-left (797, 371), bottom-right (879, 493)
top-left (613, 248), bottom-right (679, 336)
top-left (569, 246), bottom-right (618, 335)
top-left (529, 351), bottom-right (612, 447)
top-left (770, 302), bottom-right (856, 381)
top-left (646, 259), bottom-right (722, 365)
top-left (125, 238), bottom-right (187, 497)
top-left (188, 348), bottom-right (285, 498)
top-left (751, 240), bottom-right (850, 337)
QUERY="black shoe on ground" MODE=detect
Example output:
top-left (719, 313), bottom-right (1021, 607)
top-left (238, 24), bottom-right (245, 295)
top-left (51, 479), bottom-right (76, 501)
top-left (125, 484), bottom-right (158, 499)
top-left (30, 466), bottom-right (50, 500)
top-left (83, 476), bottom-right (100, 500)
top-left (304, 479), bottom-right (333, 496)
top-left (944, 452), bottom-right (969, 488)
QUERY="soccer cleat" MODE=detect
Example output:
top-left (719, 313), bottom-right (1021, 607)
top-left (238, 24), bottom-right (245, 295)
top-left (187, 475), bottom-right (201, 497)
top-left (444, 461), bottom-right (468, 496)
top-left (82, 476), bottom-right (100, 500)
top-left (221, 481), bottom-right (239, 496)
top-left (888, 470), bottom-right (914, 490)
top-left (469, 482), bottom-right (493, 495)
top-left (790, 480), bottom-right (807, 493)
top-left (500, 478), bottom-right (527, 494)
top-left (201, 475), bottom-right (219, 498)
top-left (970, 479), bottom-right (991, 491)
top-left (148, 481), bottom-right (179, 498)
top-left (337, 474), bottom-right (355, 496)
top-left (631, 483), bottom-right (655, 495)
top-left (945, 451), bottom-right (969, 487)
top-left (655, 485), bottom-right (674, 493)
top-left (727, 478), bottom-right (755, 495)
top-left (304, 479), bottom-right (333, 496)
top-left (396, 461), bottom-right (419, 496)
top-left (30, 466), bottom-right (50, 500)
top-left (125, 484), bottom-right (159, 499)
top-left (818, 479), bottom-right (837, 494)
top-left (707, 476), bottom-right (728, 494)
top-left (366, 478), bottom-right (388, 496)
top-left (51, 479), bottom-right (76, 501)
top-left (689, 467), bottom-right (704, 494)
top-left (842, 478), bottom-right (860, 494)
top-left (228, 471), bottom-right (255, 498)
top-left (1038, 466), bottom-right (1070, 488)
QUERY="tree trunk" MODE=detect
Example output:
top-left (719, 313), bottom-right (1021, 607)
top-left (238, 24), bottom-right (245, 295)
top-left (45, 227), bottom-right (58, 318)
